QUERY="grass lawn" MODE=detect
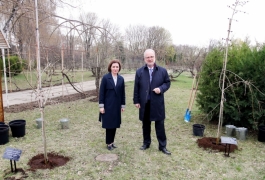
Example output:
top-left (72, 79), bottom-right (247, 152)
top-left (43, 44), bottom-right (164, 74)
top-left (1, 72), bottom-right (265, 180)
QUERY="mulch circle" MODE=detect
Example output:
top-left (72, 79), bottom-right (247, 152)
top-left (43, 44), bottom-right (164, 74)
top-left (197, 137), bottom-right (238, 153)
top-left (27, 152), bottom-right (70, 171)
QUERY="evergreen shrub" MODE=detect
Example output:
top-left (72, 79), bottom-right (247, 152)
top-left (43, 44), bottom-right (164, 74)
top-left (197, 42), bottom-right (265, 130)
top-left (0, 56), bottom-right (25, 76)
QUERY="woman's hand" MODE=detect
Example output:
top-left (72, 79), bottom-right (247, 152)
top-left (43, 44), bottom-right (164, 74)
top-left (135, 104), bottom-right (140, 108)
top-left (99, 108), bottom-right (105, 114)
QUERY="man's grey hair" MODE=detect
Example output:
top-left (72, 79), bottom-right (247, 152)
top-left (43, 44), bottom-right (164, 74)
top-left (144, 49), bottom-right (155, 57)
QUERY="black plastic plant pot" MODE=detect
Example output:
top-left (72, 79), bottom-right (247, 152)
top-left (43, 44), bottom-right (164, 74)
top-left (258, 125), bottom-right (265, 142)
top-left (0, 124), bottom-right (9, 145)
top-left (9, 119), bottom-right (26, 138)
top-left (193, 124), bottom-right (205, 137)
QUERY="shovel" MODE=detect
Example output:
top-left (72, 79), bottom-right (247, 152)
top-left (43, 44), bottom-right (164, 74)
top-left (184, 75), bottom-right (197, 122)
top-left (184, 75), bottom-right (200, 122)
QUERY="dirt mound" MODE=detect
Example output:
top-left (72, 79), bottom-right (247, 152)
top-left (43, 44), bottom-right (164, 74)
top-left (197, 137), bottom-right (238, 153)
top-left (27, 152), bottom-right (70, 171)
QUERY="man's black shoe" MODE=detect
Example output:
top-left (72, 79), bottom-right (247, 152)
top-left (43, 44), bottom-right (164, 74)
top-left (140, 144), bottom-right (150, 150)
top-left (112, 144), bottom-right (117, 148)
top-left (159, 147), bottom-right (171, 155)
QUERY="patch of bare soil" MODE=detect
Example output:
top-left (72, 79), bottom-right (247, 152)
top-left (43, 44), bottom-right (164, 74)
top-left (197, 137), bottom-right (238, 153)
top-left (4, 152), bottom-right (71, 180)
top-left (27, 152), bottom-right (70, 171)
top-left (4, 89), bottom-right (98, 113)
top-left (3, 153), bottom-right (71, 179)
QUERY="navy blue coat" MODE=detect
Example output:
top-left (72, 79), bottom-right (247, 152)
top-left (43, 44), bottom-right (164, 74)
top-left (133, 65), bottom-right (170, 121)
top-left (99, 73), bottom-right (125, 128)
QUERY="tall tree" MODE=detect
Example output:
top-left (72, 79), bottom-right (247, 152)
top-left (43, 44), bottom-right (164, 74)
top-left (125, 25), bottom-right (172, 69)
top-left (79, 12), bottom-right (98, 69)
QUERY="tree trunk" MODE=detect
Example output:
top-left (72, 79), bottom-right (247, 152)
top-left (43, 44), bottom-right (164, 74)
top-left (95, 67), bottom-right (101, 96)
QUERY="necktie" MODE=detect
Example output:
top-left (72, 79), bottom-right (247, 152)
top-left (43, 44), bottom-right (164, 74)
top-left (149, 68), bottom-right (153, 82)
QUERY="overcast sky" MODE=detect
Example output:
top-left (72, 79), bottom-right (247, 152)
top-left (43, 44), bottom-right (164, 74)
top-left (60, 0), bottom-right (265, 47)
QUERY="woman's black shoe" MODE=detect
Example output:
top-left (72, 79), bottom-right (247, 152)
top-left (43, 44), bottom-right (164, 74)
top-left (107, 145), bottom-right (114, 150)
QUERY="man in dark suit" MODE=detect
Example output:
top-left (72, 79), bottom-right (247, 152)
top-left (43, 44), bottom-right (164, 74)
top-left (133, 49), bottom-right (171, 155)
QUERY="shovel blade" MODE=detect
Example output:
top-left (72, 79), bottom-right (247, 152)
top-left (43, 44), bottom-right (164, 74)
top-left (184, 111), bottom-right (191, 122)
top-left (184, 108), bottom-right (189, 117)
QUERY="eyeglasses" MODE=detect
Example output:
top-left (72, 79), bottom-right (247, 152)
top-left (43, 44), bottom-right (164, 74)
top-left (145, 56), bottom-right (154, 59)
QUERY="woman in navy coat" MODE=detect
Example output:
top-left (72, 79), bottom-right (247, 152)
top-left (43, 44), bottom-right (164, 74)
top-left (99, 59), bottom-right (126, 150)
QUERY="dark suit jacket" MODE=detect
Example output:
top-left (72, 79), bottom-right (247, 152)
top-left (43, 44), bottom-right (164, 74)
top-left (133, 64), bottom-right (170, 121)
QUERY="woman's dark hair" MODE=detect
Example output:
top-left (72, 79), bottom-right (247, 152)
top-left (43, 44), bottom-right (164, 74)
top-left (107, 59), bottom-right (121, 72)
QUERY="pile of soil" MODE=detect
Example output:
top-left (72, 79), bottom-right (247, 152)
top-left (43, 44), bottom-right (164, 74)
top-left (197, 137), bottom-right (238, 153)
top-left (27, 152), bottom-right (70, 171)
top-left (3, 153), bottom-right (70, 180)
top-left (4, 89), bottom-right (98, 113)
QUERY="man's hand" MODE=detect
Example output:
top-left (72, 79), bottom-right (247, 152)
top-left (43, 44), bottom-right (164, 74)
top-left (153, 88), bottom-right (161, 94)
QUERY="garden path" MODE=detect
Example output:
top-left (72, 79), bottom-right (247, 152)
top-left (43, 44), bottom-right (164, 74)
top-left (2, 74), bottom-right (135, 113)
